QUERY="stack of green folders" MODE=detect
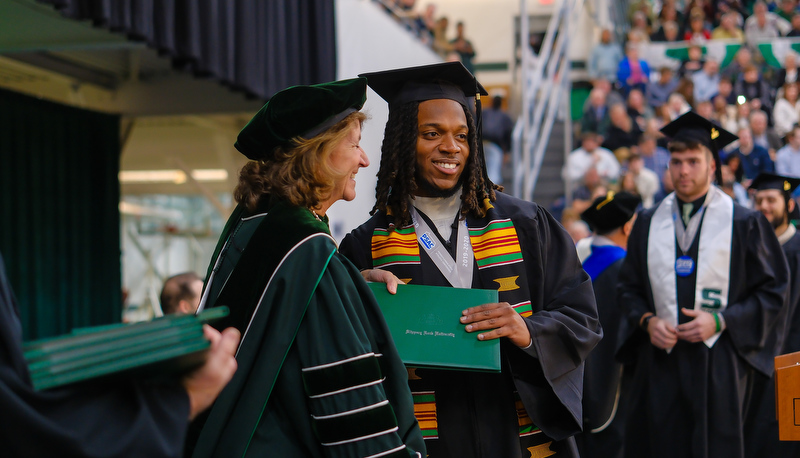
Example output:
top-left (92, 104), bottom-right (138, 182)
top-left (23, 307), bottom-right (229, 391)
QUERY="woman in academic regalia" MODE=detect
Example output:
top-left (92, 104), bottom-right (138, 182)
top-left (190, 78), bottom-right (425, 458)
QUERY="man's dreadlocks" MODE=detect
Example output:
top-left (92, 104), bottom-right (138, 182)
top-left (371, 101), bottom-right (500, 227)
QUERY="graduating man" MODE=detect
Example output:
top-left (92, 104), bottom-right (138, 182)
top-left (616, 112), bottom-right (789, 458)
top-left (340, 62), bottom-right (602, 457)
top-left (575, 191), bottom-right (640, 458)
top-left (744, 172), bottom-right (800, 458)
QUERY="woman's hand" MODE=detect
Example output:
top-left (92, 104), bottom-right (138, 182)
top-left (360, 269), bottom-right (406, 294)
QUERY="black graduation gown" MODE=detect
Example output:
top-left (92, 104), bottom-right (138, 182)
top-left (0, 253), bottom-right (190, 458)
top-left (616, 199), bottom-right (788, 458)
top-left (576, 256), bottom-right (628, 458)
top-left (743, 230), bottom-right (800, 458)
top-left (340, 192), bottom-right (602, 458)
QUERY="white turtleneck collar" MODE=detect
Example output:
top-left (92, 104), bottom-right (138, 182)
top-left (412, 190), bottom-right (462, 241)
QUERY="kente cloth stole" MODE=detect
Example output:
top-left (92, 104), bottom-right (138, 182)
top-left (411, 391), bottom-right (539, 440)
top-left (370, 217), bottom-right (532, 317)
top-left (647, 187), bottom-right (733, 348)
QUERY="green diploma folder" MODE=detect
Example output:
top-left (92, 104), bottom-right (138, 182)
top-left (368, 283), bottom-right (500, 372)
top-left (23, 307), bottom-right (228, 390)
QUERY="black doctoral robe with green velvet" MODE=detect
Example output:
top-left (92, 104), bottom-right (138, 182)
top-left (192, 200), bottom-right (424, 458)
top-left (0, 253), bottom-right (191, 458)
top-left (340, 192), bottom-right (602, 458)
top-left (616, 198), bottom-right (788, 458)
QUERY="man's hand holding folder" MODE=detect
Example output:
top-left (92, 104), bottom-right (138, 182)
top-left (183, 325), bottom-right (239, 420)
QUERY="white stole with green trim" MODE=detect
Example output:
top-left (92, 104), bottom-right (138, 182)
top-left (647, 186), bottom-right (733, 348)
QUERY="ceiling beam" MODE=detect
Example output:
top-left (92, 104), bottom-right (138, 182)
top-left (5, 52), bottom-right (118, 89)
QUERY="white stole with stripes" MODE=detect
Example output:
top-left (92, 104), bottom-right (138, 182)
top-left (647, 186), bottom-right (733, 348)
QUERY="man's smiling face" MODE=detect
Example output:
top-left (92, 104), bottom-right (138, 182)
top-left (414, 98), bottom-right (470, 197)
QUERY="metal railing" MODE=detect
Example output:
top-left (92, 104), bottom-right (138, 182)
top-left (512, 0), bottom-right (584, 202)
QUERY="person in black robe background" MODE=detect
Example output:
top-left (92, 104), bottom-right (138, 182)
top-left (575, 191), bottom-right (640, 458)
top-left (616, 113), bottom-right (788, 458)
top-left (744, 172), bottom-right (800, 457)
top-left (341, 62), bottom-right (601, 458)
top-left (0, 252), bottom-right (239, 457)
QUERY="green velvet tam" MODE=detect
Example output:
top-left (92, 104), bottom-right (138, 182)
top-left (235, 77), bottom-right (367, 160)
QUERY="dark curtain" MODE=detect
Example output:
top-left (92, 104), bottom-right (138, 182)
top-left (0, 89), bottom-right (121, 340)
top-left (39, 0), bottom-right (337, 100)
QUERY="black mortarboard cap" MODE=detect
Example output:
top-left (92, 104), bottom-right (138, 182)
top-left (660, 111), bottom-right (738, 184)
top-left (359, 62), bottom-right (494, 189)
top-left (359, 61), bottom-right (488, 110)
top-left (235, 77), bottom-right (367, 161)
top-left (748, 172), bottom-right (800, 194)
top-left (581, 191), bottom-right (642, 233)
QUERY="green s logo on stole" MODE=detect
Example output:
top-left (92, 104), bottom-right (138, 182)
top-left (700, 288), bottom-right (722, 310)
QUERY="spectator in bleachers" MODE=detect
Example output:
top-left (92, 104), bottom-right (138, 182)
top-left (628, 153), bottom-right (661, 208)
top-left (712, 12), bottom-right (747, 41)
top-left (603, 104), bottom-right (643, 162)
top-left (734, 65), bottom-right (775, 115)
top-left (773, 82), bottom-right (800, 137)
top-left (777, 0), bottom-right (799, 22)
top-left (638, 133), bottom-right (671, 185)
top-left (627, 28), bottom-right (652, 49)
top-left (786, 12), bottom-right (800, 35)
top-left (751, 109), bottom-right (784, 156)
top-left (695, 99), bottom-right (715, 120)
top-left (684, 0), bottom-right (715, 22)
top-left (718, 77), bottom-right (737, 104)
top-left (581, 88), bottom-right (613, 139)
top-left (647, 67), bottom-right (680, 114)
top-left (693, 59), bottom-right (722, 102)
top-left (730, 126), bottom-right (776, 182)
top-left (482, 95), bottom-right (514, 185)
top-left (627, 88), bottom-right (654, 130)
top-left (658, 1), bottom-right (685, 31)
top-left (676, 76), bottom-right (697, 107)
top-left (715, 0), bottom-right (748, 26)
top-left (713, 86), bottom-right (740, 126)
top-left (589, 29), bottom-right (624, 84)
top-left (631, 11), bottom-right (653, 42)
top-left (720, 164), bottom-right (753, 206)
top-left (678, 44), bottom-right (706, 78)
top-left (722, 47), bottom-right (755, 82)
top-left (663, 92), bottom-right (692, 122)
top-left (416, 3), bottom-right (437, 43)
top-left (745, 1), bottom-right (791, 51)
top-left (571, 167), bottom-right (611, 215)
top-left (619, 169), bottom-right (641, 196)
top-left (775, 52), bottom-right (800, 86)
top-left (652, 167), bottom-right (676, 205)
top-left (629, 0), bottom-right (656, 25)
top-left (617, 42), bottom-right (651, 96)
top-left (683, 10), bottom-right (712, 41)
top-left (431, 16), bottom-right (454, 59)
top-left (725, 153), bottom-right (745, 182)
top-left (777, 124), bottom-right (800, 175)
top-left (450, 21), bottom-right (476, 74)
top-left (651, 20), bottom-right (682, 41)
top-left (719, 96), bottom-right (750, 133)
top-left (593, 78), bottom-right (625, 106)
top-left (564, 132), bottom-right (621, 184)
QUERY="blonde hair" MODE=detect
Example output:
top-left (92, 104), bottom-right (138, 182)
top-left (234, 111), bottom-right (367, 212)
